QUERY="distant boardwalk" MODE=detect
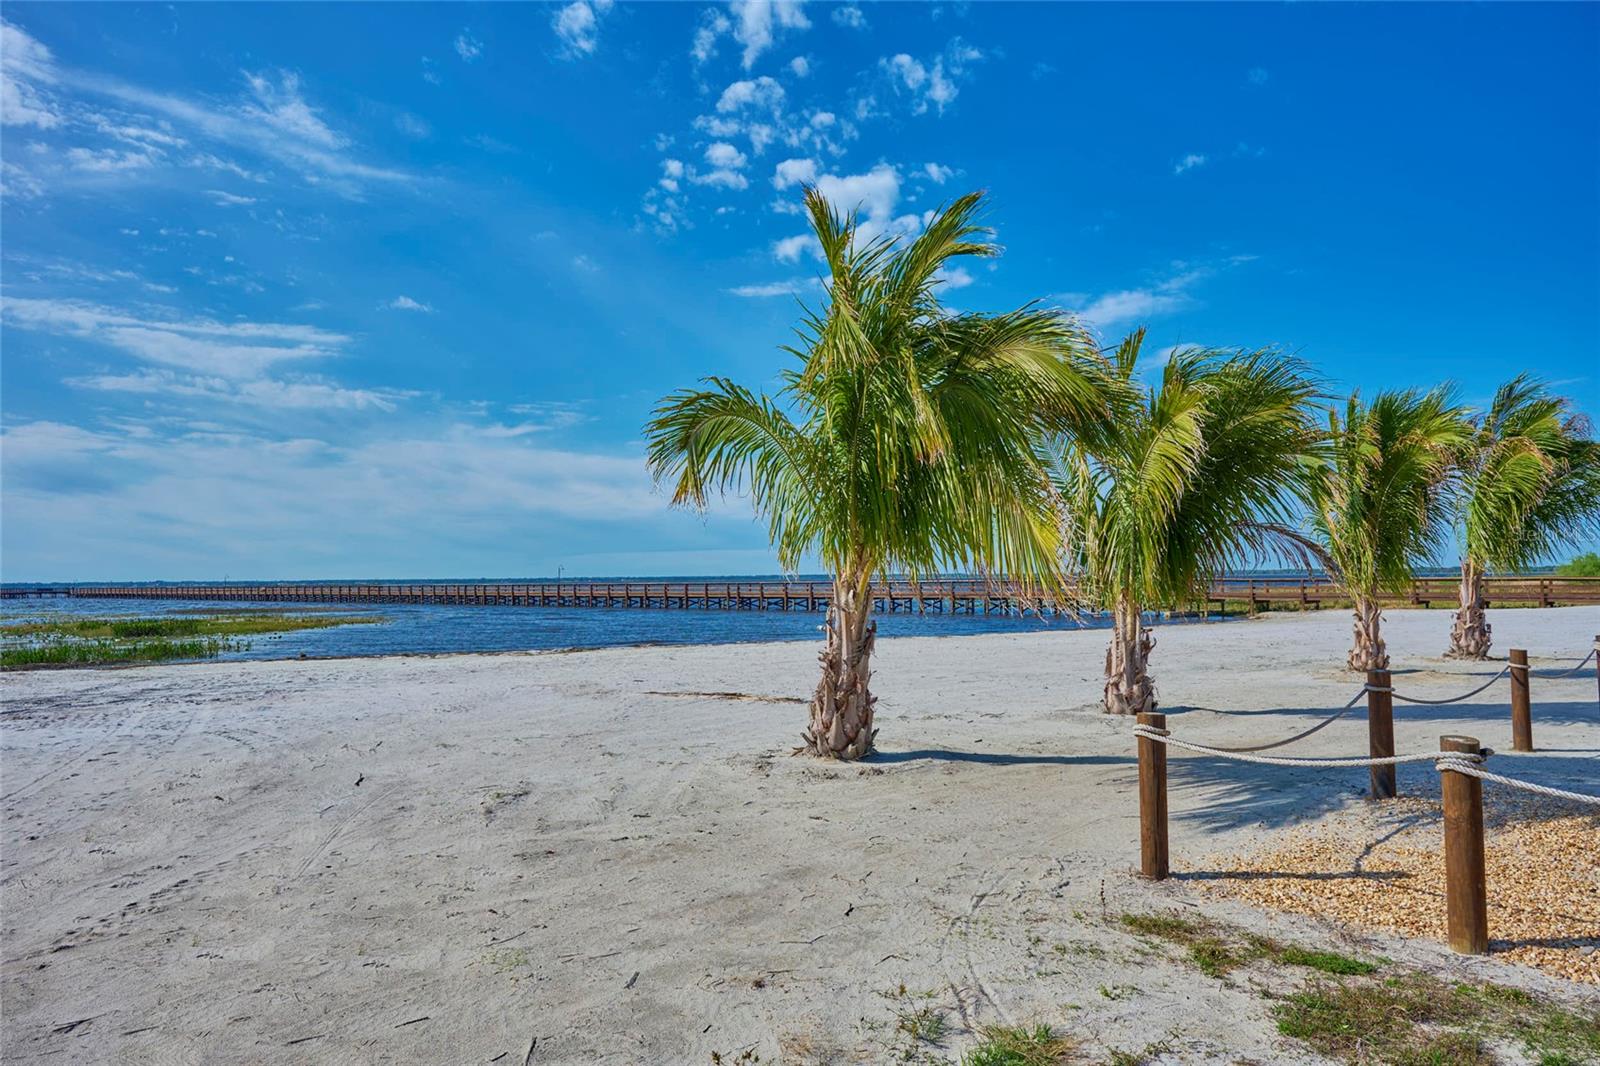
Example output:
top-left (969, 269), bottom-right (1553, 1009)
top-left (50, 576), bottom-right (1600, 612)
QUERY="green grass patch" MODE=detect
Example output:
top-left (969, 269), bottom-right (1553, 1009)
top-left (1276, 945), bottom-right (1379, 976)
top-left (960, 1024), bottom-right (1074, 1066)
top-left (1118, 911), bottom-right (1381, 981)
top-left (1275, 973), bottom-right (1600, 1065)
top-left (0, 637), bottom-right (242, 668)
top-left (0, 611), bottom-right (383, 669)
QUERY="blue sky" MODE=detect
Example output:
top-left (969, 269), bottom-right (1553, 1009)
top-left (2, 2), bottom-right (1596, 581)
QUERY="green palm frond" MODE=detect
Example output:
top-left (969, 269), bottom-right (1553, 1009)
top-left (1454, 374), bottom-right (1600, 572)
top-left (1309, 385), bottom-right (1470, 596)
top-left (645, 187), bottom-right (1115, 592)
top-left (1050, 332), bottom-right (1323, 611)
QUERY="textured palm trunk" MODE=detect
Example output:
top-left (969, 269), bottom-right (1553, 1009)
top-left (1347, 594), bottom-right (1389, 672)
top-left (1446, 560), bottom-right (1491, 660)
top-left (1103, 593), bottom-right (1156, 715)
top-left (803, 577), bottom-right (877, 760)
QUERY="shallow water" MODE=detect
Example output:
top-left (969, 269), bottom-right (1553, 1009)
top-left (0, 593), bottom-right (1215, 663)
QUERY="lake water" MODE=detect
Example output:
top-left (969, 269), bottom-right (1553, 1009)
top-left (0, 593), bottom-right (1185, 663)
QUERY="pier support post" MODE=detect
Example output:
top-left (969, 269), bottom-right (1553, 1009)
top-left (1440, 734), bottom-right (1488, 955)
top-left (1508, 649), bottom-right (1532, 752)
top-left (1136, 711), bottom-right (1169, 880)
top-left (1366, 668), bottom-right (1396, 799)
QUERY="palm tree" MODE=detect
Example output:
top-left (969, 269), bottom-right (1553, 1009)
top-left (1310, 387), bottom-right (1469, 671)
top-left (645, 188), bottom-right (1111, 759)
top-left (1447, 376), bottom-right (1600, 658)
top-left (1050, 330), bottom-right (1322, 714)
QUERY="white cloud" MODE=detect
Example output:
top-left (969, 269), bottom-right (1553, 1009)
top-left (789, 56), bottom-right (810, 77)
top-left (831, 5), bottom-right (866, 29)
top-left (877, 39), bottom-right (980, 116)
top-left (772, 234), bottom-right (820, 263)
top-left (935, 266), bottom-right (974, 289)
top-left (1, 296), bottom-right (355, 381)
top-left (59, 64), bottom-right (412, 194)
top-left (394, 111), bottom-right (432, 139)
top-left (771, 163), bottom-right (920, 259)
top-left (729, 0), bottom-right (811, 70)
top-left (716, 75), bottom-right (785, 115)
top-left (1, 19), bottom-right (60, 128)
top-left (242, 70), bottom-right (343, 149)
top-left (704, 141), bottom-right (748, 169)
top-left (1173, 153), bottom-right (1206, 175)
top-left (691, 10), bottom-right (732, 64)
top-left (68, 369), bottom-right (409, 412)
top-left (552, 0), bottom-right (614, 57)
top-left (454, 31), bottom-right (483, 62)
top-left (694, 168), bottom-right (749, 190)
top-left (386, 295), bottom-right (434, 312)
top-left (772, 156), bottom-right (816, 188)
top-left (65, 146), bottom-right (157, 173)
top-left (0, 418), bottom-right (666, 578)
top-left (206, 189), bottom-right (257, 206)
top-left (727, 280), bottom-right (804, 297)
top-left (1060, 259), bottom-right (1254, 333)
top-left (922, 162), bottom-right (954, 183)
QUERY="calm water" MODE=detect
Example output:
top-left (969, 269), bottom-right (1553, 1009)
top-left (0, 593), bottom-right (1173, 663)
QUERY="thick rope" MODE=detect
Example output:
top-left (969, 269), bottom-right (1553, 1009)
top-left (1192, 688), bottom-right (1370, 753)
top-left (1529, 647), bottom-right (1597, 679)
top-left (1389, 666), bottom-right (1510, 705)
top-left (1133, 723), bottom-right (1600, 808)
top-left (1132, 725), bottom-right (1462, 768)
top-left (1434, 757), bottom-right (1600, 807)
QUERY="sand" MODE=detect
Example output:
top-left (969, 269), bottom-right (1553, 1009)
top-left (2, 607), bottom-right (1597, 1063)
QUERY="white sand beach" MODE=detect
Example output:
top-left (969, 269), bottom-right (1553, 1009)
top-left (2, 608), bottom-right (1597, 1064)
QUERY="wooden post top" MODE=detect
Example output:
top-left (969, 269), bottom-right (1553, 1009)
top-left (1440, 735), bottom-right (1482, 755)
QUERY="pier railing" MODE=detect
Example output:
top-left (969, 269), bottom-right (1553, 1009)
top-left (49, 576), bottom-right (1600, 612)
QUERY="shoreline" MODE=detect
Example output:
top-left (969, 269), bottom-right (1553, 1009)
top-left (3, 607), bottom-right (1596, 1063)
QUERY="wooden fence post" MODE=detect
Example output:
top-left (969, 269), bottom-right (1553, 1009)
top-left (1366, 668), bottom-right (1396, 799)
top-left (1440, 734), bottom-right (1488, 955)
top-left (1508, 649), bottom-right (1532, 753)
top-left (1136, 711), bottom-right (1169, 880)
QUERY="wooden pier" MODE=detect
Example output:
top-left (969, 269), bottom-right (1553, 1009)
top-left (52, 576), bottom-right (1600, 613)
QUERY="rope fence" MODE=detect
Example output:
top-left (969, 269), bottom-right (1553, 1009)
top-left (1132, 634), bottom-right (1600, 957)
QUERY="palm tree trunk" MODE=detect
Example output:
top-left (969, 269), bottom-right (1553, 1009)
top-left (1446, 560), bottom-right (1491, 660)
top-left (1347, 594), bottom-right (1389, 672)
top-left (803, 576), bottom-right (877, 759)
top-left (1104, 593), bottom-right (1156, 715)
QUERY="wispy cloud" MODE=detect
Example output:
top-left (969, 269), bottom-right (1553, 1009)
top-left (831, 5), bottom-right (866, 30)
top-left (875, 39), bottom-right (982, 117)
top-left (552, 0), bottom-right (614, 57)
top-left (1, 417), bottom-right (668, 577)
top-left (385, 295), bottom-right (434, 312)
top-left (1, 21), bottom-right (413, 199)
top-left (1173, 153), bottom-right (1207, 175)
top-left (726, 279), bottom-right (805, 297)
top-left (1057, 257), bottom-right (1255, 333)
top-left (2, 296), bottom-right (351, 377)
top-left (454, 31), bottom-right (483, 62)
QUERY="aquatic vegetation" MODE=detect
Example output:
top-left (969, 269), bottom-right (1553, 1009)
top-left (0, 612), bottom-right (383, 669)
